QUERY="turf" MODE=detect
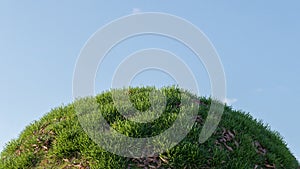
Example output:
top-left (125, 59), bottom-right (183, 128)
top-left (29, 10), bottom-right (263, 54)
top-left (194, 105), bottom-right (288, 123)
top-left (0, 86), bottom-right (299, 169)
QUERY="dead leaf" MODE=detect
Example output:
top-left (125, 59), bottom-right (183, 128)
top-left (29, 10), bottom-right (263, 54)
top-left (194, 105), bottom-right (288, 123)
top-left (63, 158), bottom-right (69, 162)
top-left (148, 165), bottom-right (156, 169)
top-left (223, 143), bottom-right (233, 151)
top-left (159, 156), bottom-right (169, 164)
top-left (42, 146), bottom-right (48, 150)
top-left (264, 163), bottom-right (275, 168)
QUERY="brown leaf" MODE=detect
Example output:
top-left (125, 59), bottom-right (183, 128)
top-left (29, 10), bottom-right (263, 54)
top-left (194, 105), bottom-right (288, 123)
top-left (49, 130), bottom-right (55, 135)
top-left (137, 164), bottom-right (145, 167)
top-left (224, 134), bottom-right (232, 141)
top-left (227, 130), bottom-right (235, 138)
top-left (15, 149), bottom-right (21, 156)
top-left (254, 141), bottom-right (261, 147)
top-left (63, 158), bottom-right (69, 162)
top-left (219, 138), bottom-right (226, 143)
top-left (73, 164), bottom-right (83, 168)
top-left (146, 157), bottom-right (154, 163)
top-left (223, 143), bottom-right (233, 151)
top-left (258, 147), bottom-right (267, 155)
top-left (148, 165), bottom-right (156, 169)
top-left (264, 163), bottom-right (275, 168)
top-left (159, 156), bottom-right (169, 164)
top-left (42, 145), bottom-right (48, 150)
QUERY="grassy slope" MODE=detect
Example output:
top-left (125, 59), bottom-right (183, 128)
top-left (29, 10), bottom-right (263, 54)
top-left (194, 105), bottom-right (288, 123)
top-left (0, 87), bottom-right (299, 169)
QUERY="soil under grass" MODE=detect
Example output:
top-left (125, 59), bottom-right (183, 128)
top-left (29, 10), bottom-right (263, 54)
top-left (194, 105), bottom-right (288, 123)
top-left (0, 87), bottom-right (299, 168)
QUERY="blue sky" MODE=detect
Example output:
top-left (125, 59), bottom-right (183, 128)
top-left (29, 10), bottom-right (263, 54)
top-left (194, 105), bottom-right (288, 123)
top-left (1, 1), bottom-right (299, 161)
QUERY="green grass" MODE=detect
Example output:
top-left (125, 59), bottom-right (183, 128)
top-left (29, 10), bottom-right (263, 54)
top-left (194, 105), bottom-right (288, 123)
top-left (0, 86), bottom-right (299, 169)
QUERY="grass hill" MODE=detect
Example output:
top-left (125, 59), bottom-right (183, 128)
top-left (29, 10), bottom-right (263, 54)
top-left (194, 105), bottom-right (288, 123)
top-left (0, 87), bottom-right (299, 169)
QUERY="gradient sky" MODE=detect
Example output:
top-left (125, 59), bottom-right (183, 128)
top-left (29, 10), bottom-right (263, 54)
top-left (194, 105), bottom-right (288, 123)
top-left (1, 1), bottom-right (299, 161)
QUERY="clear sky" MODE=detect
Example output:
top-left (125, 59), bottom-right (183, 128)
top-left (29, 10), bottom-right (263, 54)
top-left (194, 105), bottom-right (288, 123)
top-left (1, 1), bottom-right (299, 161)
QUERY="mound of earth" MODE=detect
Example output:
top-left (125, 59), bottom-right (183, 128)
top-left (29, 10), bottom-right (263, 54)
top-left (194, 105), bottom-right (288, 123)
top-left (0, 87), bottom-right (298, 168)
